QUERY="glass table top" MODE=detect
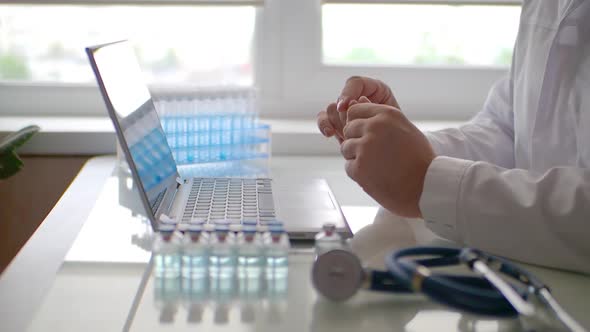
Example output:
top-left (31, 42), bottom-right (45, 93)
top-left (19, 159), bottom-right (590, 332)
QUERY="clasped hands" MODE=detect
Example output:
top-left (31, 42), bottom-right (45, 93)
top-left (316, 76), bottom-right (436, 219)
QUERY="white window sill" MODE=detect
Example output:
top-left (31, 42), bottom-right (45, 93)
top-left (0, 116), bottom-right (463, 155)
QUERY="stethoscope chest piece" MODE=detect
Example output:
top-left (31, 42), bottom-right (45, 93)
top-left (312, 249), bottom-right (364, 301)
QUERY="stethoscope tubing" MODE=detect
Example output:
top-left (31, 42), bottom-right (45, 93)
top-left (313, 246), bottom-right (585, 331)
top-left (385, 247), bottom-right (525, 317)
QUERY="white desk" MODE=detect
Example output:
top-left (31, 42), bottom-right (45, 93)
top-left (1, 156), bottom-right (589, 332)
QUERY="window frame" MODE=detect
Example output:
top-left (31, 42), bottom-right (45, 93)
top-left (272, 0), bottom-right (521, 120)
top-left (0, 0), bottom-right (521, 121)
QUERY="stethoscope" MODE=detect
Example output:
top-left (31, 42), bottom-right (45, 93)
top-left (312, 246), bottom-right (586, 332)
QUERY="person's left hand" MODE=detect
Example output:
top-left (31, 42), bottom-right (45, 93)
top-left (341, 99), bottom-right (436, 218)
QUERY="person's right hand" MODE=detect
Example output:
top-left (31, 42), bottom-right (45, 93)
top-left (317, 76), bottom-right (400, 142)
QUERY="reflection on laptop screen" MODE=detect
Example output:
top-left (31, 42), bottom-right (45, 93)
top-left (90, 42), bottom-right (178, 215)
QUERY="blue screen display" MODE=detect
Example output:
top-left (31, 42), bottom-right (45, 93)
top-left (90, 41), bottom-right (178, 214)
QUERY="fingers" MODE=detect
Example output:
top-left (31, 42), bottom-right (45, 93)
top-left (338, 109), bottom-right (347, 133)
top-left (348, 96), bottom-right (370, 107)
top-left (338, 76), bottom-right (397, 112)
top-left (340, 138), bottom-right (361, 160)
top-left (317, 103), bottom-right (340, 137)
top-left (342, 96), bottom-right (371, 128)
top-left (347, 103), bottom-right (392, 122)
top-left (327, 102), bottom-right (345, 140)
top-left (317, 110), bottom-right (334, 137)
top-left (358, 96), bottom-right (371, 103)
top-left (337, 76), bottom-right (368, 112)
top-left (343, 119), bottom-right (365, 139)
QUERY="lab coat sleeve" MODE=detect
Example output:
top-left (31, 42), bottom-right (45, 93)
top-left (425, 75), bottom-right (515, 169)
top-left (419, 156), bottom-right (590, 274)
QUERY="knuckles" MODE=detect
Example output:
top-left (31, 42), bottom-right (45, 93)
top-left (388, 108), bottom-right (404, 119)
top-left (365, 108), bottom-right (405, 133)
top-left (365, 118), bottom-right (384, 133)
top-left (339, 140), bottom-right (349, 156)
top-left (345, 76), bottom-right (364, 85)
top-left (345, 160), bottom-right (360, 180)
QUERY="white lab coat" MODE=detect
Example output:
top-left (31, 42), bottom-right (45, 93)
top-left (419, 0), bottom-right (590, 274)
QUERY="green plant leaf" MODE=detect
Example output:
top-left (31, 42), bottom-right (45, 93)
top-left (0, 149), bottom-right (24, 179)
top-left (0, 125), bottom-right (40, 153)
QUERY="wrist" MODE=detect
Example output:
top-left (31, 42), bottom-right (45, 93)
top-left (414, 153), bottom-right (436, 219)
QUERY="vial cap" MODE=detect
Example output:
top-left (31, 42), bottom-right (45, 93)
top-left (187, 225), bottom-right (203, 233)
top-left (203, 224), bottom-right (216, 232)
top-left (158, 224), bottom-right (176, 233)
top-left (214, 219), bottom-right (231, 226)
top-left (229, 224), bottom-right (243, 233)
top-left (159, 214), bottom-right (178, 225)
top-left (242, 219), bottom-right (258, 226)
top-left (242, 225), bottom-right (257, 234)
top-left (215, 224), bottom-right (230, 233)
top-left (269, 225), bottom-right (285, 234)
top-left (176, 223), bottom-right (189, 233)
top-left (190, 218), bottom-right (206, 225)
top-left (322, 223), bottom-right (336, 232)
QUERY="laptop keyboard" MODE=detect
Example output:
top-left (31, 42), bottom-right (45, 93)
top-left (181, 178), bottom-right (276, 225)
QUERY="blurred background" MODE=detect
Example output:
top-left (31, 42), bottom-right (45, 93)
top-left (0, 0), bottom-right (521, 271)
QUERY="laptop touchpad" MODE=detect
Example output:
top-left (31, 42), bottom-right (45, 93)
top-left (275, 189), bottom-right (336, 210)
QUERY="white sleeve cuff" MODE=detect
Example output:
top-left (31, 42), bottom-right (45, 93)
top-left (424, 131), bottom-right (444, 156)
top-left (419, 156), bottom-right (473, 243)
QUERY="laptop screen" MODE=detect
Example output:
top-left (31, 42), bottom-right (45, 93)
top-left (87, 41), bottom-right (179, 218)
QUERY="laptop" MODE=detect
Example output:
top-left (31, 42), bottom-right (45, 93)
top-left (86, 40), bottom-right (349, 240)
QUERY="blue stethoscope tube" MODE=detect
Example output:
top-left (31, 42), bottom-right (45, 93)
top-left (312, 246), bottom-right (586, 331)
top-left (385, 247), bottom-right (526, 317)
top-left (313, 247), bottom-right (517, 313)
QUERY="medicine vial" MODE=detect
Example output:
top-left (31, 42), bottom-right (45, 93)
top-left (209, 225), bottom-right (236, 279)
top-left (264, 226), bottom-right (290, 276)
top-left (152, 225), bottom-right (182, 323)
top-left (181, 226), bottom-right (210, 324)
top-left (264, 226), bottom-right (290, 298)
top-left (153, 224), bottom-right (181, 279)
top-left (314, 223), bottom-right (342, 257)
top-left (209, 225), bottom-right (236, 325)
top-left (237, 226), bottom-right (264, 279)
top-left (181, 224), bottom-right (210, 279)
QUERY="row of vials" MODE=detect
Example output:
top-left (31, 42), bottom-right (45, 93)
top-left (152, 221), bottom-right (290, 280)
top-left (151, 221), bottom-right (290, 324)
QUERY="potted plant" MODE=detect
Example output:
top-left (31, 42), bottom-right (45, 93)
top-left (0, 125), bottom-right (40, 179)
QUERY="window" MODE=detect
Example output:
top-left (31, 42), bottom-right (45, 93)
top-left (275, 0), bottom-right (521, 120)
top-left (1, 0), bottom-right (522, 120)
top-left (323, 4), bottom-right (520, 67)
top-left (0, 4), bottom-right (255, 85)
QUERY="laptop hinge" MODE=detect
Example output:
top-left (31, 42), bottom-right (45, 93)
top-left (176, 177), bottom-right (184, 186)
top-left (165, 177), bottom-right (185, 215)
